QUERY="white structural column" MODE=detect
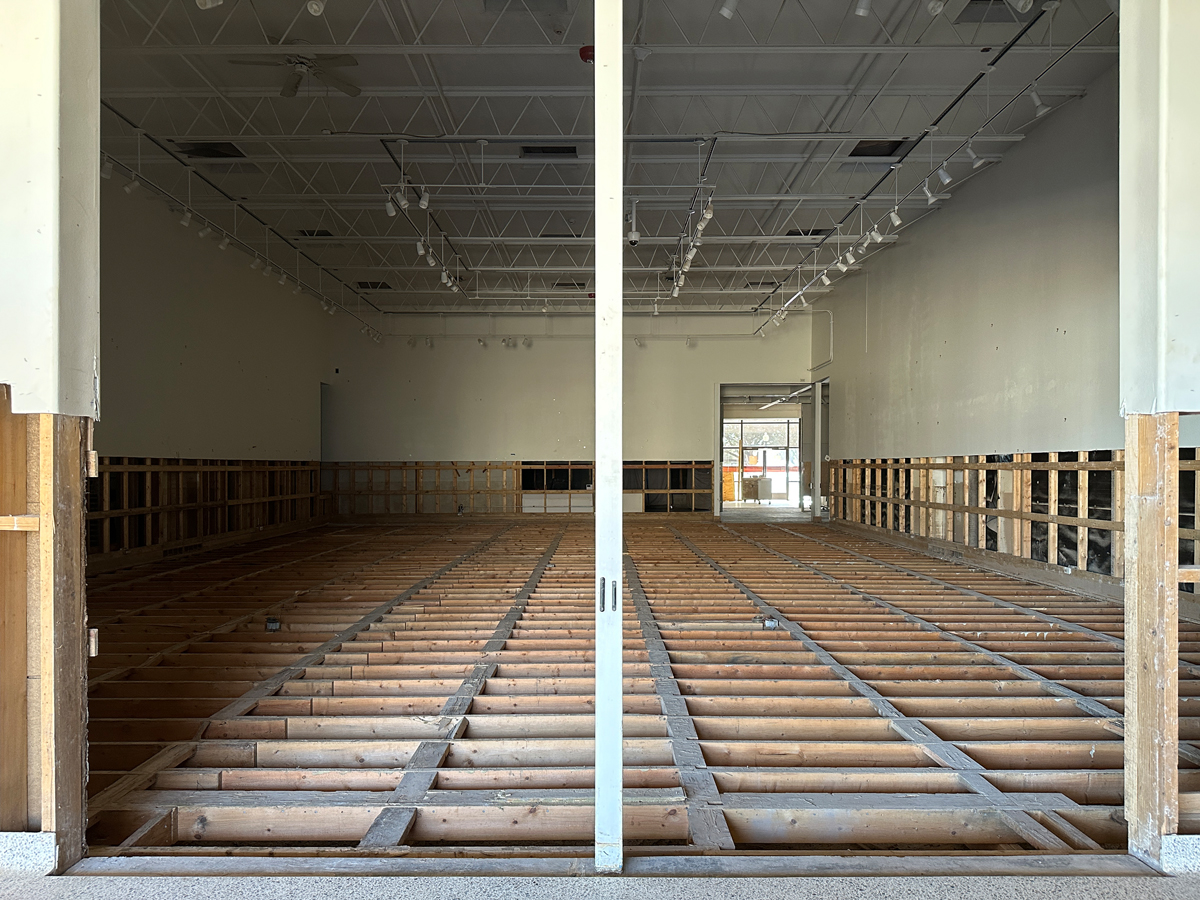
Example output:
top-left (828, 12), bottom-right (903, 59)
top-left (811, 382), bottom-right (823, 518)
top-left (592, 0), bottom-right (625, 874)
top-left (1119, 0), bottom-right (1200, 870)
top-left (0, 0), bottom-right (100, 417)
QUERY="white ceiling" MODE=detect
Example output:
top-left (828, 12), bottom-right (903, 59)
top-left (100, 0), bottom-right (1118, 318)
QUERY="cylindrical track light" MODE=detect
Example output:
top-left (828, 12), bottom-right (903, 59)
top-left (416, 240), bottom-right (425, 257)
top-left (889, 208), bottom-right (903, 227)
top-left (385, 198), bottom-right (396, 217)
top-left (218, 235), bottom-right (231, 250)
top-left (936, 165), bottom-right (952, 185)
top-left (179, 211), bottom-right (192, 227)
top-left (419, 189), bottom-right (430, 209)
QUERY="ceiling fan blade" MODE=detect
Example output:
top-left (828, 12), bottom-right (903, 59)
top-left (312, 68), bottom-right (361, 97)
top-left (280, 70), bottom-right (304, 98)
top-left (228, 59), bottom-right (286, 67)
top-left (314, 54), bottom-right (359, 68)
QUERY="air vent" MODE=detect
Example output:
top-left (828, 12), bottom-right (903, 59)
top-left (954, 0), bottom-right (1035, 23)
top-left (787, 228), bottom-right (833, 237)
top-left (553, 281), bottom-right (587, 290)
top-left (849, 139), bottom-right (904, 157)
top-left (520, 145), bottom-right (579, 159)
top-left (171, 141), bottom-right (261, 175)
top-left (355, 281), bottom-right (391, 290)
top-left (172, 141), bottom-right (246, 160)
top-left (296, 229), bottom-right (334, 237)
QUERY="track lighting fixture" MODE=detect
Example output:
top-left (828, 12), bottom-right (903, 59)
top-left (684, 337), bottom-right (692, 347)
top-left (320, 300), bottom-right (330, 312)
top-left (179, 210), bottom-right (192, 227)
top-left (889, 208), bottom-right (903, 228)
top-left (196, 0), bottom-right (223, 8)
top-left (923, 180), bottom-right (936, 205)
top-left (327, 302), bottom-right (336, 315)
top-left (854, 0), bottom-right (872, 16)
top-left (262, 266), bottom-right (273, 278)
top-left (361, 325), bottom-right (369, 335)
top-left (197, 226), bottom-right (213, 239)
top-left (835, 259), bottom-right (848, 273)
top-left (449, 282), bottom-right (460, 293)
top-left (844, 250), bottom-right (856, 265)
top-left (440, 269), bottom-right (450, 284)
top-left (477, 338), bottom-right (486, 347)
top-left (406, 336), bottom-right (417, 347)
top-left (250, 258), bottom-right (263, 270)
top-left (306, 0), bottom-right (325, 14)
top-left (681, 259), bottom-right (692, 273)
top-left (671, 285), bottom-right (679, 298)
top-left (685, 246), bottom-right (697, 262)
top-left (416, 240), bottom-right (425, 257)
top-left (677, 273), bottom-right (686, 288)
top-left (426, 253), bottom-right (437, 267)
top-left (293, 284), bottom-right (301, 295)
top-left (870, 228), bottom-right (883, 243)
top-left (718, 0), bottom-right (739, 19)
top-left (123, 177), bottom-right (140, 194)
top-left (1029, 86), bottom-right (1050, 118)
top-left (926, 0), bottom-right (945, 13)
top-left (523, 337), bottom-right (532, 348)
top-left (100, 158), bottom-right (113, 179)
top-left (820, 273), bottom-right (832, 286)
top-left (1007, 0), bottom-right (1035, 13)
top-left (702, 200), bottom-right (714, 221)
top-left (278, 272), bottom-right (287, 285)
top-left (967, 143), bottom-right (986, 169)
top-left (385, 198), bottom-right (396, 217)
top-left (419, 188), bottom-right (430, 210)
top-left (218, 235), bottom-right (230, 250)
top-left (936, 165), bottom-right (952, 185)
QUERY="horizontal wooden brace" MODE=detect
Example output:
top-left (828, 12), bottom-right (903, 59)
top-left (0, 514), bottom-right (39, 531)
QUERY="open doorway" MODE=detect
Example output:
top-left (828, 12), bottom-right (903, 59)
top-left (719, 383), bottom-right (827, 520)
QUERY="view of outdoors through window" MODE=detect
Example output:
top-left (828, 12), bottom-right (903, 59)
top-left (722, 419), bottom-right (802, 506)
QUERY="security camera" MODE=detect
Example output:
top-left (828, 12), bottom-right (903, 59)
top-left (627, 230), bottom-right (640, 247)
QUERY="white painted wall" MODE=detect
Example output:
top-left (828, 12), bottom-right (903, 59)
top-left (93, 178), bottom-right (327, 460)
top-left (812, 66), bottom-right (1199, 458)
top-left (0, 1), bottom-right (99, 416)
top-left (321, 312), bottom-right (811, 462)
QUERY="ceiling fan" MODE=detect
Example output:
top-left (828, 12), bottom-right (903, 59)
top-left (228, 54), bottom-right (361, 98)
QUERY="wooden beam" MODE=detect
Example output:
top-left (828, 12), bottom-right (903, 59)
top-left (1123, 412), bottom-right (1180, 863)
top-left (0, 389), bottom-right (29, 831)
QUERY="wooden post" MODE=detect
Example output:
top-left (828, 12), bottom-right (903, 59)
top-left (1123, 412), bottom-right (1180, 864)
top-left (0, 390), bottom-right (88, 872)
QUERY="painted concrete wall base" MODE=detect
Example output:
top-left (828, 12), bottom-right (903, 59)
top-left (1162, 835), bottom-right (1200, 874)
top-left (0, 832), bottom-right (57, 875)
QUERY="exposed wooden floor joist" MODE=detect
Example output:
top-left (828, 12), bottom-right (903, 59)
top-left (80, 518), bottom-right (1199, 874)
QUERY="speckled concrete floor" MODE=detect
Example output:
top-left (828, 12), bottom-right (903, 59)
top-left (3, 875), bottom-right (1198, 900)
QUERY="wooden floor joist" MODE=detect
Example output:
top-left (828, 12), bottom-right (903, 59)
top-left (79, 518), bottom-right (1199, 873)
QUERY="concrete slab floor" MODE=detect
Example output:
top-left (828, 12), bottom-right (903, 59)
top-left (3, 876), bottom-right (1199, 900)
